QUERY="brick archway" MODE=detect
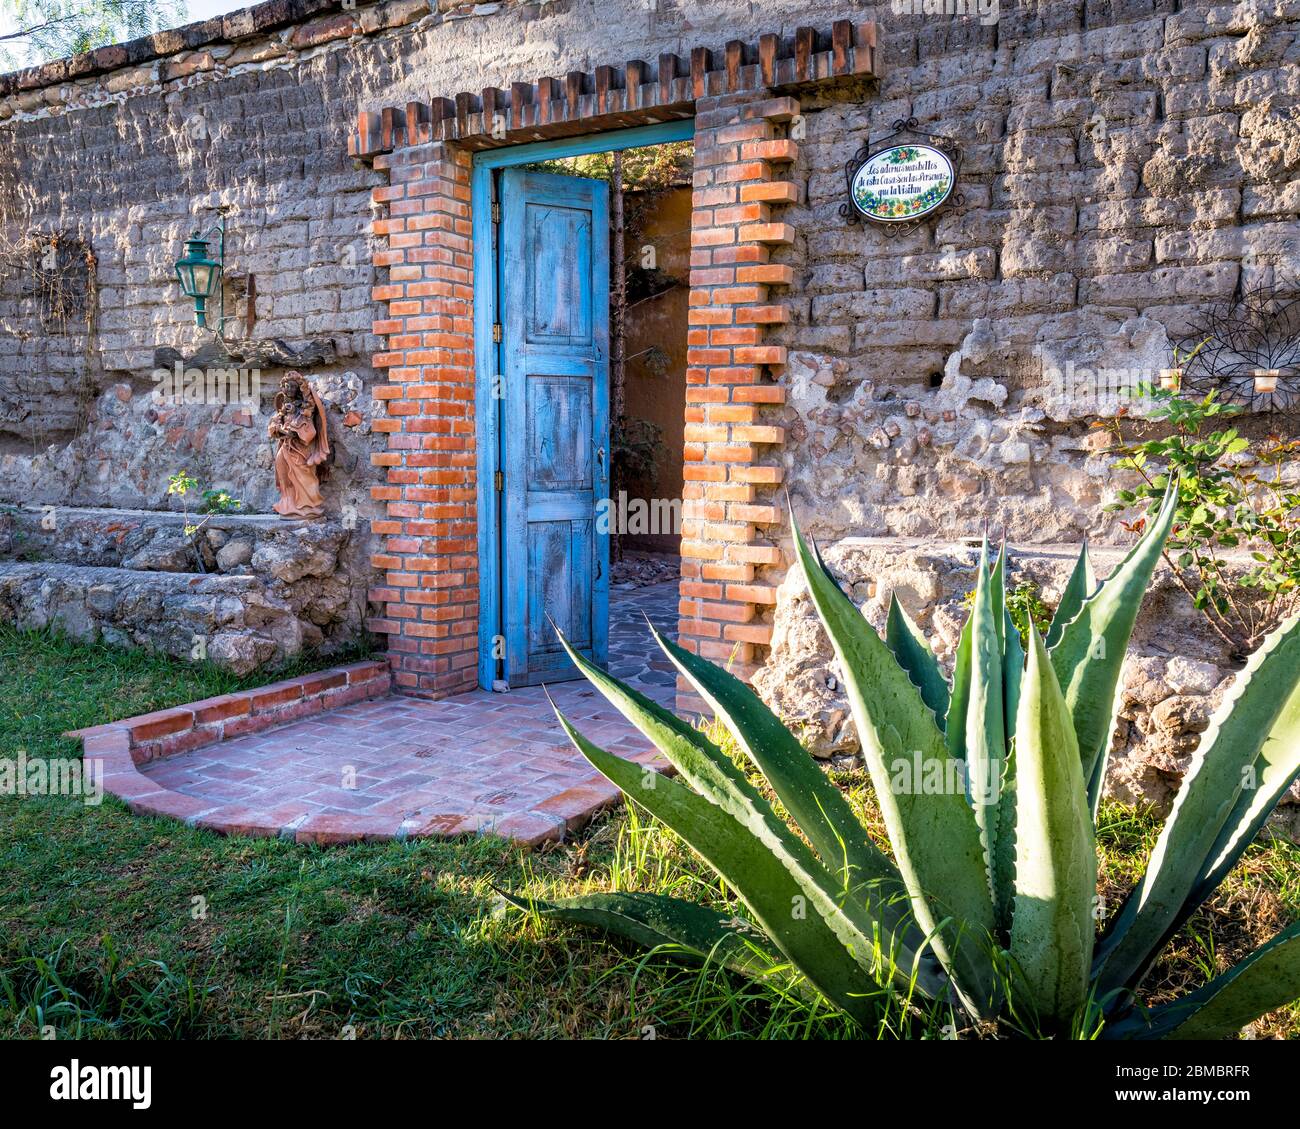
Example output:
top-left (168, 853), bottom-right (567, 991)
top-left (353, 23), bottom-right (876, 699)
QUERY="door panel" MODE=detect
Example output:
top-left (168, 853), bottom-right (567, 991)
top-left (525, 204), bottom-right (594, 345)
top-left (499, 169), bottom-right (609, 686)
top-left (527, 374), bottom-right (593, 491)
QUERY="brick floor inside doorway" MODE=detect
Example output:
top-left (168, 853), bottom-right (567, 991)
top-left (120, 579), bottom-right (682, 846)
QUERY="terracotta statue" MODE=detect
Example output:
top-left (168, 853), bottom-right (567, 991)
top-left (268, 371), bottom-right (330, 519)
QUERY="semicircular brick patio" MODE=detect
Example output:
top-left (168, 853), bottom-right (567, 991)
top-left (70, 581), bottom-right (679, 847)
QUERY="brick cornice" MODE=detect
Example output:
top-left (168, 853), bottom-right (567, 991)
top-left (352, 21), bottom-right (876, 160)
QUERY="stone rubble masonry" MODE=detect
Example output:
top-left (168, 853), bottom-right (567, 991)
top-left (774, 1), bottom-right (1300, 549)
top-left (0, 507), bottom-right (366, 673)
top-left (364, 144), bottom-right (479, 698)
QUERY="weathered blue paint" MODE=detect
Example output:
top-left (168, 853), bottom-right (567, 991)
top-left (499, 169), bottom-right (610, 685)
top-left (472, 163), bottom-right (501, 690)
top-left (472, 120), bottom-right (692, 690)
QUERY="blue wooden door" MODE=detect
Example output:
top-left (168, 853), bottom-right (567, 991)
top-left (498, 169), bottom-right (610, 685)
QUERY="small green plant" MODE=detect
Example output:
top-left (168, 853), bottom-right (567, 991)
top-left (166, 471), bottom-right (200, 537)
top-left (1168, 337), bottom-right (1212, 375)
top-left (0, 504), bottom-right (28, 560)
top-left (507, 491), bottom-right (1300, 1038)
top-left (167, 471), bottom-right (242, 572)
top-left (963, 578), bottom-right (1052, 646)
top-left (1101, 386), bottom-right (1300, 655)
top-left (200, 488), bottom-right (241, 516)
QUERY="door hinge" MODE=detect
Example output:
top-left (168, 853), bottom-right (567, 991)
top-left (491, 200), bottom-right (501, 224)
top-left (494, 470), bottom-right (504, 491)
top-left (492, 323), bottom-right (502, 343)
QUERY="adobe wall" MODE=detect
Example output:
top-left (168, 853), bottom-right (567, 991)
top-left (775, 0), bottom-right (1299, 552)
top-left (7, 1), bottom-right (1292, 537)
top-left (0, 0), bottom-right (1296, 689)
top-left (0, 0), bottom-right (864, 513)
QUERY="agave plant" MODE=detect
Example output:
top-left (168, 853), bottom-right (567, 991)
top-left (507, 490), bottom-right (1300, 1037)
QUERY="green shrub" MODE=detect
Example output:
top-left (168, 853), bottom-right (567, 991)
top-left (1102, 386), bottom-right (1300, 656)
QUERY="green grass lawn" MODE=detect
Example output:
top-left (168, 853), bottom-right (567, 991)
top-left (1, 625), bottom-right (1297, 1039)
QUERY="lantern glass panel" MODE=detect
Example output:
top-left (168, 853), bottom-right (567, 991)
top-left (190, 262), bottom-right (214, 296)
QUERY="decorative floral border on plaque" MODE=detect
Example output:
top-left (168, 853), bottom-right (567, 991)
top-left (840, 117), bottom-right (965, 237)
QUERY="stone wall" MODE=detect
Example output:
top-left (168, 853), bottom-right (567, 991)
top-left (0, 6), bottom-right (391, 517)
top-left (0, 0), bottom-right (869, 680)
top-left (0, 0), bottom-right (1297, 691)
top-left (753, 538), bottom-right (1300, 834)
top-left (775, 0), bottom-right (1300, 553)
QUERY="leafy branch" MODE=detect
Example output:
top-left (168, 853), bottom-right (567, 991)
top-left (0, 1), bottom-right (186, 68)
top-left (1100, 386), bottom-right (1300, 657)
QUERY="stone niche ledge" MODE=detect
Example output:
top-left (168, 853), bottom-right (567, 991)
top-left (0, 504), bottom-right (346, 575)
top-left (0, 505), bottom-right (368, 674)
top-left (756, 536), bottom-right (1300, 837)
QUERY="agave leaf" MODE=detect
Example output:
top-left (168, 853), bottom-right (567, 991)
top-left (646, 624), bottom-right (901, 892)
top-left (1094, 612), bottom-right (1300, 998)
top-left (499, 889), bottom-right (787, 982)
top-left (551, 633), bottom-right (938, 999)
top-left (792, 518), bottom-right (999, 1018)
top-left (946, 609), bottom-right (974, 761)
top-left (1103, 922), bottom-right (1300, 1040)
top-left (1044, 542), bottom-right (1097, 650)
top-left (647, 622), bottom-right (946, 994)
top-left (1183, 614), bottom-right (1300, 913)
top-left (1050, 488), bottom-right (1179, 804)
top-left (553, 626), bottom-right (755, 802)
top-left (556, 634), bottom-right (946, 998)
top-left (964, 545), bottom-right (1008, 919)
top-left (1003, 604), bottom-right (1024, 745)
top-left (1191, 711), bottom-right (1300, 910)
top-left (989, 541), bottom-right (1008, 651)
top-left (994, 601), bottom-right (1024, 937)
top-left (551, 711), bottom-right (889, 1025)
top-left (1009, 624), bottom-right (1096, 1028)
top-left (886, 595), bottom-right (951, 727)
top-left (993, 746), bottom-right (1018, 944)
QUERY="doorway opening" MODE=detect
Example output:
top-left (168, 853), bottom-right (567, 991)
top-left (472, 122), bottom-right (694, 694)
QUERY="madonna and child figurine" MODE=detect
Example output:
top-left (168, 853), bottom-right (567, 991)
top-left (268, 371), bottom-right (330, 519)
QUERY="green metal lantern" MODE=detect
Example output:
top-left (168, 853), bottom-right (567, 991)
top-left (174, 229), bottom-right (223, 328)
